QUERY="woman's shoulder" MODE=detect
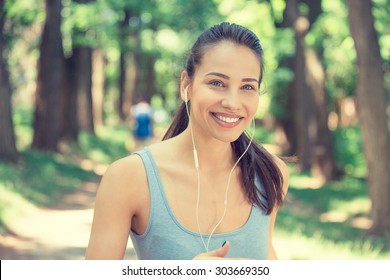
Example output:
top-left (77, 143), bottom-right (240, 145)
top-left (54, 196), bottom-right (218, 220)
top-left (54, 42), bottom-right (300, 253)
top-left (98, 153), bottom-right (148, 201)
top-left (106, 153), bottom-right (145, 179)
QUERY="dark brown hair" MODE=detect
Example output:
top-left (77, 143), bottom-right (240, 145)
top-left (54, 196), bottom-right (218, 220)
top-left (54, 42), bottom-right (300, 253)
top-left (163, 22), bottom-right (284, 214)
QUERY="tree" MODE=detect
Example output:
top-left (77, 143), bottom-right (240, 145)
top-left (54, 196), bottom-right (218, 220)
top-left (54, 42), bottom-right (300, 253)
top-left (118, 7), bottom-right (138, 120)
top-left (31, 0), bottom-right (63, 151)
top-left (72, 0), bottom-right (95, 132)
top-left (60, 0), bottom-right (96, 141)
top-left (347, 0), bottom-right (390, 235)
top-left (271, 0), bottom-right (339, 181)
top-left (0, 0), bottom-right (18, 161)
top-left (60, 55), bottom-right (79, 141)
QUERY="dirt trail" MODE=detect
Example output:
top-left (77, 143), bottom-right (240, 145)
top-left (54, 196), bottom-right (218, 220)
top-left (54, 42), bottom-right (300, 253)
top-left (0, 181), bottom-right (137, 260)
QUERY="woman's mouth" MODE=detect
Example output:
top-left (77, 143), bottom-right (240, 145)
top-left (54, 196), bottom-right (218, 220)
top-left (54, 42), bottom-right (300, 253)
top-left (211, 112), bottom-right (243, 127)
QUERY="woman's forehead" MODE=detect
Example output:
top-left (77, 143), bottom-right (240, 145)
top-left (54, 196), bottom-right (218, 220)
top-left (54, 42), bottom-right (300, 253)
top-left (196, 41), bottom-right (262, 80)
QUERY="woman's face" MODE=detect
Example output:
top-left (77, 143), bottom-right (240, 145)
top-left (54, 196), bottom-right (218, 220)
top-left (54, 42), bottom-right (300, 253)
top-left (187, 41), bottom-right (261, 143)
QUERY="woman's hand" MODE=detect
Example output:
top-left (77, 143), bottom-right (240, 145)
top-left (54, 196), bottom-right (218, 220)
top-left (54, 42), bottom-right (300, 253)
top-left (193, 241), bottom-right (250, 260)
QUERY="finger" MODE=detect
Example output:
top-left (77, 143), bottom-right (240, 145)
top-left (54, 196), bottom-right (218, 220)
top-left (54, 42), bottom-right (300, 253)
top-left (216, 240), bottom-right (230, 257)
top-left (207, 240), bottom-right (230, 258)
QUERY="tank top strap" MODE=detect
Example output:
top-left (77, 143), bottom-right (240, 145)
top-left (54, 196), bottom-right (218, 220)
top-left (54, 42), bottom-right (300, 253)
top-left (132, 147), bottom-right (170, 237)
top-left (133, 147), bottom-right (161, 194)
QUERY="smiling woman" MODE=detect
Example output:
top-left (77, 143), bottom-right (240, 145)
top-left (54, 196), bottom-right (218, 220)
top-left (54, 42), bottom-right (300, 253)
top-left (85, 22), bottom-right (289, 260)
top-left (186, 41), bottom-right (260, 143)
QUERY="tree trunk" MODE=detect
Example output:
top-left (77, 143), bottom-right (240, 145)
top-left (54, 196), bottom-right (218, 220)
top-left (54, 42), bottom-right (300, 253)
top-left (272, 0), bottom-right (313, 167)
top-left (60, 56), bottom-right (79, 141)
top-left (304, 0), bottom-right (339, 181)
top-left (31, 0), bottom-right (63, 151)
top-left (92, 49), bottom-right (106, 126)
top-left (132, 23), bottom-right (143, 104)
top-left (0, 0), bottom-right (18, 161)
top-left (144, 54), bottom-right (156, 103)
top-left (272, 0), bottom-right (339, 180)
top-left (74, 46), bottom-right (94, 132)
top-left (291, 1), bottom-right (314, 171)
top-left (305, 49), bottom-right (339, 181)
top-left (72, 0), bottom-right (94, 132)
top-left (347, 0), bottom-right (390, 235)
top-left (118, 9), bottom-right (133, 121)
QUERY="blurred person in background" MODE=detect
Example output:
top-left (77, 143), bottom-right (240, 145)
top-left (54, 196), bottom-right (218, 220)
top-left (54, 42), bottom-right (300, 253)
top-left (129, 99), bottom-right (154, 149)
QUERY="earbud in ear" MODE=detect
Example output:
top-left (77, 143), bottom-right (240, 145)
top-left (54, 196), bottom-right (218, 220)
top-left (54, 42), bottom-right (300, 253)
top-left (184, 87), bottom-right (189, 103)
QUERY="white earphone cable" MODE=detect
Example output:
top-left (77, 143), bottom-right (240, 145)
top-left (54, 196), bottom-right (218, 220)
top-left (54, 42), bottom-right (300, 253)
top-left (184, 87), bottom-right (255, 252)
top-left (184, 91), bottom-right (206, 250)
top-left (204, 120), bottom-right (255, 251)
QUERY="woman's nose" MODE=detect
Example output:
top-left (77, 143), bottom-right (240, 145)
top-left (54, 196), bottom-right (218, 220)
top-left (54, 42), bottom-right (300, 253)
top-left (221, 91), bottom-right (242, 111)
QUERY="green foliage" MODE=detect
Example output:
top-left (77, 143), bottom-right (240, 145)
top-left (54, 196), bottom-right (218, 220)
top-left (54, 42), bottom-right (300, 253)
top-left (4, 0), bottom-right (44, 27)
top-left (319, 0), bottom-right (357, 99)
top-left (3, 0), bottom-right (44, 96)
top-left (6, 0), bottom-right (387, 122)
top-left (4, 0), bottom-right (389, 119)
top-left (333, 126), bottom-right (366, 178)
top-left (373, 0), bottom-right (390, 61)
top-left (78, 125), bottom-right (130, 163)
top-left (13, 106), bottom-right (33, 151)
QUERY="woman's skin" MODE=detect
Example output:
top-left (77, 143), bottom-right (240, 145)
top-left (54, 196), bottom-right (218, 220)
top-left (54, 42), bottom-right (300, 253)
top-left (85, 41), bottom-right (289, 260)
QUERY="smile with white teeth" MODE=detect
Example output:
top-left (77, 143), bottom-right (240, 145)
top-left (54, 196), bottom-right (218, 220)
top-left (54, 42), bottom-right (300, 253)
top-left (214, 113), bottom-right (241, 123)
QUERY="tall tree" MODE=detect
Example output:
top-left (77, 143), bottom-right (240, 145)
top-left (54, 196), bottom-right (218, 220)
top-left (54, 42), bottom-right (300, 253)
top-left (73, 0), bottom-right (95, 132)
top-left (118, 8), bottom-right (137, 120)
top-left (0, 0), bottom-right (18, 161)
top-left (347, 0), bottom-right (390, 235)
top-left (303, 0), bottom-right (339, 181)
top-left (60, 55), bottom-right (79, 141)
top-left (31, 0), bottom-right (63, 151)
top-left (271, 0), bottom-right (338, 181)
top-left (92, 48), bottom-right (106, 126)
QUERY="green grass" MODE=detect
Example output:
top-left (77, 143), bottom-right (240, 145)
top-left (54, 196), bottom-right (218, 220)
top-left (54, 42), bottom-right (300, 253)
top-left (271, 126), bottom-right (390, 259)
top-left (0, 150), bottom-right (97, 233)
top-left (78, 125), bottom-right (131, 164)
top-left (274, 170), bottom-right (390, 259)
top-left (2, 150), bottom-right (97, 204)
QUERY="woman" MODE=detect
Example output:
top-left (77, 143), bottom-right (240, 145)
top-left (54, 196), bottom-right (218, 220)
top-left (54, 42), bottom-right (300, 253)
top-left (86, 22), bottom-right (289, 260)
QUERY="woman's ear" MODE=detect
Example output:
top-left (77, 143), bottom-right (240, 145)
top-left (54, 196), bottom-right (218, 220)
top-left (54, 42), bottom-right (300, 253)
top-left (180, 71), bottom-right (191, 102)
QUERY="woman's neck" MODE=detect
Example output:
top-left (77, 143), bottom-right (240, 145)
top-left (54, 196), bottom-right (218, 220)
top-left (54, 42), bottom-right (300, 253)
top-left (179, 128), bottom-right (236, 172)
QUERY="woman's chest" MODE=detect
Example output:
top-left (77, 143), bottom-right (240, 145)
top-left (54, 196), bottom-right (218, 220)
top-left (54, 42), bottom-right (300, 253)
top-left (157, 165), bottom-right (253, 234)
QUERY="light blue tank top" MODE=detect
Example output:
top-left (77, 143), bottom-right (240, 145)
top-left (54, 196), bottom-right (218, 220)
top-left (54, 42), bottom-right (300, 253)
top-left (130, 147), bottom-right (271, 260)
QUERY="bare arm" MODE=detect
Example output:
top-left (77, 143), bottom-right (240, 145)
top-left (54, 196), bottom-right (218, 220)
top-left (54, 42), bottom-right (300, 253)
top-left (85, 156), bottom-right (147, 259)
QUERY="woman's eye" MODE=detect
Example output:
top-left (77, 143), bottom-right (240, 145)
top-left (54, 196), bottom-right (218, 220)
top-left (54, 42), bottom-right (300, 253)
top-left (210, 80), bottom-right (224, 87)
top-left (242, 84), bottom-right (256, 91)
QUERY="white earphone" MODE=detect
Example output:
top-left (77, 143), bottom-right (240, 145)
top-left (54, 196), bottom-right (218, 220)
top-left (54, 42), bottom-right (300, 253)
top-left (184, 86), bottom-right (255, 252)
top-left (184, 88), bottom-right (188, 103)
top-left (184, 87), bottom-right (199, 169)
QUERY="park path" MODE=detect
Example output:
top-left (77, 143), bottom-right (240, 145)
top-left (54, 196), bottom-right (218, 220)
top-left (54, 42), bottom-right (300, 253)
top-left (0, 180), bottom-right (137, 260)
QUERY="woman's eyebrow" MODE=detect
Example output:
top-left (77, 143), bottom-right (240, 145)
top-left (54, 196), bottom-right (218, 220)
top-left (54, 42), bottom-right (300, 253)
top-left (242, 78), bottom-right (259, 83)
top-left (205, 72), bottom-right (258, 83)
top-left (205, 72), bottom-right (230, 79)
